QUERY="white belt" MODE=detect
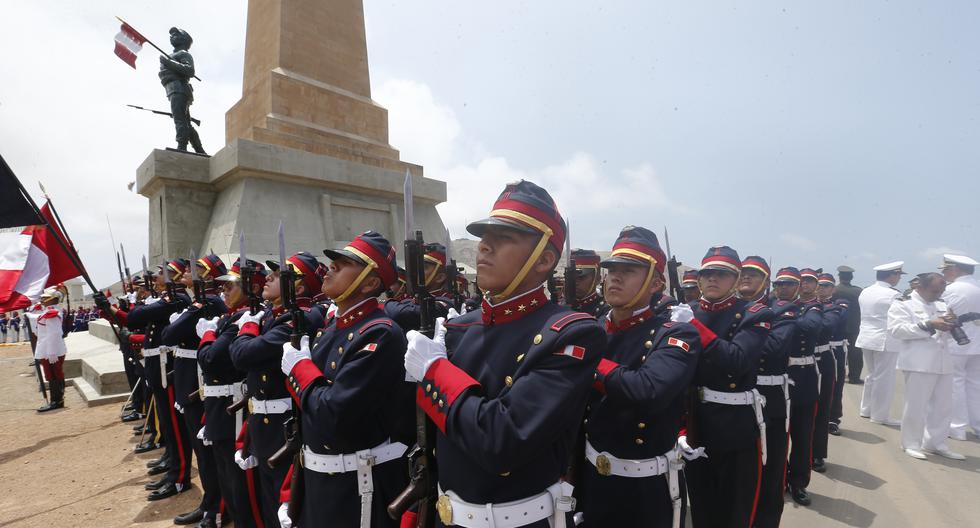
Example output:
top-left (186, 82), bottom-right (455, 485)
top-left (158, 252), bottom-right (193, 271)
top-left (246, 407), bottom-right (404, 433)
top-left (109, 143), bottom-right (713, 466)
top-left (142, 347), bottom-right (161, 357)
top-left (302, 441), bottom-right (408, 474)
top-left (301, 440), bottom-right (406, 528)
top-left (435, 481), bottom-right (575, 528)
top-left (173, 347), bottom-right (197, 359)
top-left (815, 344), bottom-right (831, 353)
top-left (699, 387), bottom-right (767, 464)
top-left (584, 440), bottom-right (686, 528)
top-left (829, 340), bottom-right (845, 347)
top-left (249, 397), bottom-right (292, 414)
top-left (203, 382), bottom-right (245, 398)
top-left (788, 356), bottom-right (815, 366)
top-left (757, 374), bottom-right (792, 432)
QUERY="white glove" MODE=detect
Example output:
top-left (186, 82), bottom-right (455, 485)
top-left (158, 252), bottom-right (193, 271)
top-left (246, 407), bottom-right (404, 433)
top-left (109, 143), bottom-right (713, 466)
top-left (235, 310), bottom-right (265, 329)
top-left (143, 296), bottom-right (161, 306)
top-left (278, 503), bottom-right (292, 528)
top-left (460, 303), bottom-right (468, 315)
top-left (234, 448), bottom-right (258, 470)
top-left (677, 435), bottom-right (707, 460)
top-left (326, 303), bottom-right (338, 319)
top-left (446, 307), bottom-right (460, 320)
top-left (281, 335), bottom-right (311, 375)
top-left (169, 309), bottom-right (185, 324)
top-left (404, 317), bottom-right (448, 382)
top-left (196, 316), bottom-right (220, 338)
top-left (670, 303), bottom-right (694, 323)
top-left (126, 292), bottom-right (138, 304)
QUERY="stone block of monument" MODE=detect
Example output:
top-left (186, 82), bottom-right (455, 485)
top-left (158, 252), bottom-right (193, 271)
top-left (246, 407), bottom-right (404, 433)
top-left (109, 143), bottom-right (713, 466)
top-left (137, 0), bottom-right (447, 264)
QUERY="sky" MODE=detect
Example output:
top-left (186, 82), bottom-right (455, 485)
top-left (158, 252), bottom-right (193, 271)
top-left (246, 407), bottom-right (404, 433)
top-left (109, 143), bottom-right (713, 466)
top-left (2, 1), bottom-right (978, 292)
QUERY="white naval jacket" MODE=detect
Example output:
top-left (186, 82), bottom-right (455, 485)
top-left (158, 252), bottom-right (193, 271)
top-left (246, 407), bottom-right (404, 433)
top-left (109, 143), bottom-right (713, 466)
top-left (855, 281), bottom-right (901, 352)
top-left (887, 292), bottom-right (953, 375)
top-left (942, 275), bottom-right (980, 356)
top-left (25, 304), bottom-right (68, 362)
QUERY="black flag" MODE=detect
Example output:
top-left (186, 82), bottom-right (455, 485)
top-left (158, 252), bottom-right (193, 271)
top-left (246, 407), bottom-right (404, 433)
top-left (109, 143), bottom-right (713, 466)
top-left (0, 153), bottom-right (42, 229)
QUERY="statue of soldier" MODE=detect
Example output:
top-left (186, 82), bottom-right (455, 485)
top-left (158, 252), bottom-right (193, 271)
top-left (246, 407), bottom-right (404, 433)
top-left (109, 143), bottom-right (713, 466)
top-left (159, 27), bottom-right (206, 154)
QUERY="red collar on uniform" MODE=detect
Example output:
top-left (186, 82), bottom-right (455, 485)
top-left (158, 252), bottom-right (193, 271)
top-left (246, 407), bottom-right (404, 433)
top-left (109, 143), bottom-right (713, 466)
top-left (271, 297), bottom-right (312, 318)
top-left (606, 306), bottom-right (653, 334)
top-left (575, 291), bottom-right (600, 309)
top-left (700, 294), bottom-right (737, 312)
top-left (336, 298), bottom-right (382, 329)
top-left (481, 286), bottom-right (549, 326)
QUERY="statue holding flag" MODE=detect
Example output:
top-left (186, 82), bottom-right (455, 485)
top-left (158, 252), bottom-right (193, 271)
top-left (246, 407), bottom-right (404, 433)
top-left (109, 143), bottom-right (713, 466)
top-left (159, 27), bottom-right (206, 155)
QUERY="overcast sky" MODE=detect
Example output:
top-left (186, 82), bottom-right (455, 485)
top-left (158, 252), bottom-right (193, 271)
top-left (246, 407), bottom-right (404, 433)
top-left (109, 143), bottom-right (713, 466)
top-left (2, 1), bottom-right (978, 291)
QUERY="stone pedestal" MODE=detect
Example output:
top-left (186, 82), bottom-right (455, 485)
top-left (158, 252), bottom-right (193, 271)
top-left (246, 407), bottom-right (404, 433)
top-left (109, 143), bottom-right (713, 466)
top-left (137, 140), bottom-right (446, 264)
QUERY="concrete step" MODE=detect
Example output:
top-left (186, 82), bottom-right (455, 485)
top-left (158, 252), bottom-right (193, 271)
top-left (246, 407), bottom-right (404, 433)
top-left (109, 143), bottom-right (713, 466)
top-left (69, 376), bottom-right (129, 406)
top-left (63, 327), bottom-right (130, 406)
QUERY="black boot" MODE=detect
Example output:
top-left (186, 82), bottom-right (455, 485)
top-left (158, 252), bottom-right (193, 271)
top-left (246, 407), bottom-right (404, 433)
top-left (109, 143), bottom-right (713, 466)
top-left (812, 458), bottom-right (827, 473)
top-left (37, 379), bottom-right (64, 412)
top-left (789, 484), bottom-right (811, 506)
top-left (189, 131), bottom-right (207, 156)
top-left (174, 507), bottom-right (204, 525)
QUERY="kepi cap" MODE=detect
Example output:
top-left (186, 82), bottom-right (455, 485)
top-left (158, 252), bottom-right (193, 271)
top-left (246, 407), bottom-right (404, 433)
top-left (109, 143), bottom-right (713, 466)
top-left (873, 261), bottom-right (906, 273)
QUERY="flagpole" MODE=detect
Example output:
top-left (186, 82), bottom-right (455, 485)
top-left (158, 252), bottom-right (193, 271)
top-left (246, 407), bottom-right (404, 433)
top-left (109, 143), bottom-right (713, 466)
top-left (0, 154), bottom-right (124, 344)
top-left (115, 16), bottom-right (202, 81)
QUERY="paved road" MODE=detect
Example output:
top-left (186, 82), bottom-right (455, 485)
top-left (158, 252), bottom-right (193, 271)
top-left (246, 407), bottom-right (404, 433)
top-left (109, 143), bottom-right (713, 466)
top-left (780, 375), bottom-right (980, 527)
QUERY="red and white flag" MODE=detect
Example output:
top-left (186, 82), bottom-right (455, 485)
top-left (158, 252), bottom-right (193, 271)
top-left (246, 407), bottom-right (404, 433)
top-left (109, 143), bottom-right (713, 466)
top-left (0, 204), bottom-right (83, 311)
top-left (114, 22), bottom-right (147, 69)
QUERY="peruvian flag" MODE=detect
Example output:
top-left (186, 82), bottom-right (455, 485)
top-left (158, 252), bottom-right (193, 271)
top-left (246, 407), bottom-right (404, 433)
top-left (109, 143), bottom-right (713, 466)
top-left (0, 204), bottom-right (83, 311)
top-left (114, 21), bottom-right (147, 68)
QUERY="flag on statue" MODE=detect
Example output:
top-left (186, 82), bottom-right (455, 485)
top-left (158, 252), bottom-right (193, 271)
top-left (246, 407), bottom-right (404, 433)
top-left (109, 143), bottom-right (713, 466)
top-left (0, 204), bottom-right (83, 312)
top-left (114, 21), bottom-right (147, 68)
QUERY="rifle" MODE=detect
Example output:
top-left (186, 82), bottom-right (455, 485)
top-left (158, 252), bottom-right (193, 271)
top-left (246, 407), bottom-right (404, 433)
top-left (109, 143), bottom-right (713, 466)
top-left (663, 227), bottom-right (683, 302)
top-left (445, 235), bottom-right (463, 311)
top-left (127, 104), bottom-right (202, 126)
top-left (563, 220), bottom-right (577, 308)
top-left (190, 250), bottom-right (205, 304)
top-left (239, 232), bottom-right (261, 315)
top-left (266, 222), bottom-right (305, 523)
top-left (388, 229), bottom-right (437, 525)
top-left (116, 251), bottom-right (128, 294)
top-left (121, 244), bottom-right (133, 293)
top-left (389, 171), bottom-right (437, 526)
top-left (546, 272), bottom-right (559, 303)
top-left (141, 256), bottom-right (157, 298)
top-left (163, 260), bottom-right (177, 301)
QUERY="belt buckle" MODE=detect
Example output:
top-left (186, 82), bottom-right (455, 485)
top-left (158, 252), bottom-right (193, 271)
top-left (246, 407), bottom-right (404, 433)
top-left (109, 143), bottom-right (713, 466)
top-left (697, 387), bottom-right (705, 402)
top-left (247, 398), bottom-right (254, 414)
top-left (595, 454), bottom-right (612, 476)
top-left (436, 494), bottom-right (453, 525)
top-left (198, 387), bottom-right (204, 400)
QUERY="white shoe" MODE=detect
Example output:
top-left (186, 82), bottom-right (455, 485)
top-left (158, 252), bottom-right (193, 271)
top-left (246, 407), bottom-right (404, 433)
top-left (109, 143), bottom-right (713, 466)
top-left (859, 413), bottom-right (870, 419)
top-left (923, 447), bottom-right (966, 460)
top-left (870, 418), bottom-right (901, 426)
top-left (903, 448), bottom-right (928, 460)
top-left (949, 430), bottom-right (967, 441)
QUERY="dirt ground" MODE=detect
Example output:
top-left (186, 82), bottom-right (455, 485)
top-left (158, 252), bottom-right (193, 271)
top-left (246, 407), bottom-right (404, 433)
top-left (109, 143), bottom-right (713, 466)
top-left (2, 340), bottom-right (980, 527)
top-left (0, 344), bottom-right (202, 528)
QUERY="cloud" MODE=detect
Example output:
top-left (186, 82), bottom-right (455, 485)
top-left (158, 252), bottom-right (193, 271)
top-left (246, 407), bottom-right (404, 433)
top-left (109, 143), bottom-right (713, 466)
top-left (919, 246), bottom-right (967, 261)
top-left (376, 77), bottom-right (690, 246)
top-left (779, 233), bottom-right (817, 252)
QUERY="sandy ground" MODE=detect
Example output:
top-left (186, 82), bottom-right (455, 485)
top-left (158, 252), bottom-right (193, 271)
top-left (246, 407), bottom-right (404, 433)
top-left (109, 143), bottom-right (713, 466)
top-left (0, 341), bottom-right (978, 527)
top-left (0, 344), bottom-right (202, 528)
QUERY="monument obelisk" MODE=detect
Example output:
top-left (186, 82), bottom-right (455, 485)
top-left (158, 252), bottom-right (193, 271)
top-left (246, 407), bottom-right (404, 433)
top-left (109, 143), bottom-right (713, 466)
top-left (137, 0), bottom-right (446, 264)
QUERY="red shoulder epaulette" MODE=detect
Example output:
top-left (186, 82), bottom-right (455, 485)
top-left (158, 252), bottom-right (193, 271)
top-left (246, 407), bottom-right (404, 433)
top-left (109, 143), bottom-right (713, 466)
top-left (550, 312), bottom-right (594, 332)
top-left (748, 303), bottom-right (766, 313)
top-left (359, 318), bottom-right (393, 334)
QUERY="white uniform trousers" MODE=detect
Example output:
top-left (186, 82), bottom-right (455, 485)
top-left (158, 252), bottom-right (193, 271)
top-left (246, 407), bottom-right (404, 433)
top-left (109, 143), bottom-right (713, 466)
top-left (860, 348), bottom-right (898, 421)
top-left (950, 355), bottom-right (980, 436)
top-left (900, 371), bottom-right (953, 451)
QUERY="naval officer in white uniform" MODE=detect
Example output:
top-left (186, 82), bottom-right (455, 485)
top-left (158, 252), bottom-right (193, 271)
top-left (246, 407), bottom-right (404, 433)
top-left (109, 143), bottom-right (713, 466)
top-left (857, 261), bottom-right (904, 425)
top-left (940, 254), bottom-right (980, 440)
top-left (888, 272), bottom-right (965, 460)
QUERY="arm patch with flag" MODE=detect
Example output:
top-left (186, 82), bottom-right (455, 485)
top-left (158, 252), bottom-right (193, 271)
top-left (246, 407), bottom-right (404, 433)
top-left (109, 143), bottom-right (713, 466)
top-left (554, 344), bottom-right (586, 360)
top-left (114, 22), bottom-right (146, 68)
top-left (667, 336), bottom-right (692, 353)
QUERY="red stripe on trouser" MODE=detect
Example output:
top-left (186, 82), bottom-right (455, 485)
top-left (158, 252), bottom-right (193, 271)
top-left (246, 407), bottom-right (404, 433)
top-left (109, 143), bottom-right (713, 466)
top-left (749, 437), bottom-right (763, 527)
top-left (40, 357), bottom-right (65, 381)
top-left (809, 401), bottom-right (818, 470)
top-left (219, 498), bottom-right (226, 517)
top-left (245, 468), bottom-right (265, 528)
top-left (166, 385), bottom-right (189, 484)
